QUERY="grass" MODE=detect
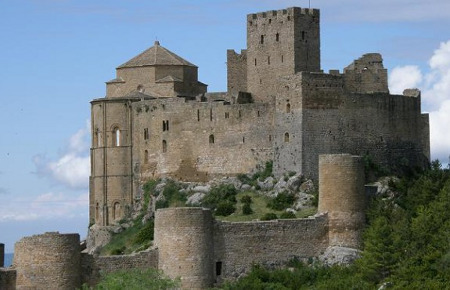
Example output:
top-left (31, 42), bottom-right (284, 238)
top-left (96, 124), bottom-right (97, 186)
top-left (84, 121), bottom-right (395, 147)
top-left (217, 191), bottom-right (316, 222)
top-left (100, 218), bottom-right (153, 256)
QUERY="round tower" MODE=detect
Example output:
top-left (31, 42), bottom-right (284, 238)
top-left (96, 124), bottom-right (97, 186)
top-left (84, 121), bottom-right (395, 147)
top-left (14, 232), bottom-right (81, 289)
top-left (154, 207), bottom-right (214, 289)
top-left (318, 154), bottom-right (366, 249)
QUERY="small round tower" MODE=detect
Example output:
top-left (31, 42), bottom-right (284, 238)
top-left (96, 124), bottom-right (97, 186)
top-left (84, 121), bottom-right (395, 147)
top-left (154, 207), bottom-right (214, 289)
top-left (14, 232), bottom-right (81, 289)
top-left (318, 154), bottom-right (366, 249)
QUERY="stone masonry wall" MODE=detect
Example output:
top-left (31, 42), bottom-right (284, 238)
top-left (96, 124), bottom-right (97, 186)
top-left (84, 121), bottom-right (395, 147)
top-left (214, 215), bottom-right (329, 281)
top-left (0, 268), bottom-right (16, 290)
top-left (227, 49), bottom-right (247, 94)
top-left (81, 249), bottom-right (158, 286)
top-left (132, 97), bottom-right (274, 184)
top-left (14, 232), bottom-right (81, 290)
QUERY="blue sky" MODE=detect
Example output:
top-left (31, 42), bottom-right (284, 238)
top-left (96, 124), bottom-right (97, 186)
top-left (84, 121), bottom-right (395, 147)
top-left (1, 0), bottom-right (449, 253)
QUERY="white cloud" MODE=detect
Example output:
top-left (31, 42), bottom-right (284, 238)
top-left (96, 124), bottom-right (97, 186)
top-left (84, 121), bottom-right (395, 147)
top-left (390, 40), bottom-right (450, 163)
top-left (0, 191), bottom-right (88, 222)
top-left (34, 121), bottom-right (90, 190)
top-left (389, 65), bottom-right (422, 95)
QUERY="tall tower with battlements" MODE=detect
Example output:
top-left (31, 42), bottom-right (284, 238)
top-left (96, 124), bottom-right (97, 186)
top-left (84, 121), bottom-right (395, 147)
top-left (246, 7), bottom-right (320, 102)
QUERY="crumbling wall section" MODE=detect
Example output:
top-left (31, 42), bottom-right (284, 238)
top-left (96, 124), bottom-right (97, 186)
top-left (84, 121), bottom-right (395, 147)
top-left (227, 49), bottom-right (247, 94)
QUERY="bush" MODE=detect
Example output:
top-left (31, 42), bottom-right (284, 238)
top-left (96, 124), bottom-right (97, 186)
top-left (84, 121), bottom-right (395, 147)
top-left (240, 195), bottom-right (252, 204)
top-left (215, 201), bottom-right (236, 216)
top-left (280, 211), bottom-right (296, 219)
top-left (261, 213), bottom-right (278, 221)
top-left (242, 203), bottom-right (253, 215)
top-left (202, 184), bottom-right (238, 211)
top-left (267, 191), bottom-right (296, 211)
top-left (132, 220), bottom-right (154, 245)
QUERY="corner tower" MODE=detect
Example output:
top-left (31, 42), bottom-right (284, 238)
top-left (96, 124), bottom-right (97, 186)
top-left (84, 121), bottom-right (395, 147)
top-left (246, 7), bottom-right (320, 102)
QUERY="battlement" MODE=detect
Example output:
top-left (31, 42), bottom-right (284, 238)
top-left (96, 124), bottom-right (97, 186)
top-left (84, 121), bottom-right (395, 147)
top-left (247, 7), bottom-right (319, 22)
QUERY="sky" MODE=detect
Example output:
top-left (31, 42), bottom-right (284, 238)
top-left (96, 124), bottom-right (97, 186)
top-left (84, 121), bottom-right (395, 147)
top-left (0, 0), bottom-right (449, 253)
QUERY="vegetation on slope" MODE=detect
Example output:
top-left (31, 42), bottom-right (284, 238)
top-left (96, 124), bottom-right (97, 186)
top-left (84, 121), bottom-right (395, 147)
top-left (219, 161), bottom-right (450, 289)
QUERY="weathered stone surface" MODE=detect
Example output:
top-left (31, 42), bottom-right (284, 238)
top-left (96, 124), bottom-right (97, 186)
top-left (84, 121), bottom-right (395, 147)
top-left (319, 246), bottom-right (361, 266)
top-left (187, 192), bottom-right (205, 205)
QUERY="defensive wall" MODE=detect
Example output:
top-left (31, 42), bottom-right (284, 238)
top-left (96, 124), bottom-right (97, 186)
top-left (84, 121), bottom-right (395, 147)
top-left (1, 153), bottom-right (367, 289)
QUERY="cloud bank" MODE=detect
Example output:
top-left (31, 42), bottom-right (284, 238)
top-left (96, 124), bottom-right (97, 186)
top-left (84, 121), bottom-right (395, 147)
top-left (34, 121), bottom-right (90, 190)
top-left (389, 40), bottom-right (450, 164)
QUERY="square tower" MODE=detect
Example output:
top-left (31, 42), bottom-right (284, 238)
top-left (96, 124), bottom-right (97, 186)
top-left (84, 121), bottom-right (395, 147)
top-left (246, 7), bottom-right (320, 102)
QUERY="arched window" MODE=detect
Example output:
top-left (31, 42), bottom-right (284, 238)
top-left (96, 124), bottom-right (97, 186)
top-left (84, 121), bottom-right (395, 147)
top-left (284, 132), bottom-right (290, 143)
top-left (276, 32), bottom-right (280, 42)
top-left (209, 134), bottom-right (215, 144)
top-left (162, 140), bottom-right (167, 153)
top-left (113, 202), bottom-right (121, 220)
top-left (144, 150), bottom-right (149, 164)
top-left (112, 127), bottom-right (120, 146)
top-left (286, 103), bottom-right (291, 113)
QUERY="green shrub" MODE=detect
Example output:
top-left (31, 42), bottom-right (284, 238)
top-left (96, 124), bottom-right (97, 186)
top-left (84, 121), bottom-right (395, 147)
top-left (215, 201), bottom-right (236, 216)
top-left (280, 211), bottom-right (296, 219)
top-left (132, 220), bottom-right (154, 245)
top-left (242, 203), bottom-right (253, 215)
top-left (261, 212), bottom-right (278, 221)
top-left (240, 195), bottom-right (252, 204)
top-left (267, 191), bottom-right (296, 211)
top-left (202, 184), bottom-right (238, 211)
top-left (110, 246), bottom-right (125, 256)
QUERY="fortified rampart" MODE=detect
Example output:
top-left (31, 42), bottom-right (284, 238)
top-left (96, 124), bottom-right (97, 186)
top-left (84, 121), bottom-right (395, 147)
top-left (1, 153), bottom-right (370, 289)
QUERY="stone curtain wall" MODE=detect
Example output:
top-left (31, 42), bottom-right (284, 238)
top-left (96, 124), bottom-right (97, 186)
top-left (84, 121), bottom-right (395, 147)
top-left (14, 232), bottom-right (81, 290)
top-left (81, 249), bottom-right (158, 286)
top-left (213, 215), bottom-right (329, 280)
top-left (0, 268), bottom-right (16, 290)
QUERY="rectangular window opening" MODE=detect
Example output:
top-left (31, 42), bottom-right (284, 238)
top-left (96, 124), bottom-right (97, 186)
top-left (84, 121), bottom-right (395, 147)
top-left (216, 262), bottom-right (222, 276)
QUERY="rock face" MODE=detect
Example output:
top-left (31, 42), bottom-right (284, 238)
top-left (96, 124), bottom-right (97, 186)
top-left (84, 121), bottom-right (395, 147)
top-left (319, 246), bottom-right (361, 266)
top-left (86, 225), bottom-right (116, 255)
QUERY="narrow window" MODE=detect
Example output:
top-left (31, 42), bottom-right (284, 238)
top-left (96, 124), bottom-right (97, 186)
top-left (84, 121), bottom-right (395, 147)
top-left (242, 136), bottom-right (245, 143)
top-left (269, 135), bottom-right (272, 142)
top-left (260, 35), bottom-right (264, 44)
top-left (162, 121), bottom-right (166, 131)
top-left (144, 150), bottom-right (149, 164)
top-left (239, 110), bottom-right (242, 118)
top-left (210, 109), bottom-right (213, 121)
top-left (225, 112), bottom-right (229, 119)
top-left (268, 19), bottom-right (272, 24)
top-left (302, 31), bottom-right (306, 40)
top-left (287, 16), bottom-right (291, 21)
top-left (112, 127), bottom-right (120, 146)
top-left (209, 134), bottom-right (215, 144)
top-left (254, 58), bottom-right (257, 66)
top-left (113, 202), bottom-right (120, 220)
top-left (162, 140), bottom-right (167, 153)
top-left (94, 128), bottom-right (99, 147)
top-left (286, 103), bottom-right (291, 113)
top-left (281, 55), bottom-right (284, 63)
top-left (162, 121), bottom-right (169, 131)
top-left (276, 33), bottom-right (279, 42)
top-left (268, 56), bottom-right (270, 65)
top-left (95, 203), bottom-right (99, 220)
top-left (260, 79), bottom-right (262, 84)
top-left (144, 128), bottom-right (149, 140)
top-left (197, 109), bottom-right (200, 121)
top-left (216, 261), bottom-right (222, 276)
top-left (284, 132), bottom-right (290, 142)
top-left (257, 111), bottom-right (260, 117)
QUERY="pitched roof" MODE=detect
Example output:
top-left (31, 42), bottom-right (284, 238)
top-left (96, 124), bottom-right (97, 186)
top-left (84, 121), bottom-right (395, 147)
top-left (118, 41), bottom-right (196, 69)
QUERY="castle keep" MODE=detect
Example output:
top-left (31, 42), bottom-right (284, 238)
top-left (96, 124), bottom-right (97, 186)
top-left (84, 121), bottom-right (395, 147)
top-left (89, 7), bottom-right (429, 226)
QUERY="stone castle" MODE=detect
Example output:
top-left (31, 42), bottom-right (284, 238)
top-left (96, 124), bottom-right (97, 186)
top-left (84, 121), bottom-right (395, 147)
top-left (0, 6), bottom-right (430, 290)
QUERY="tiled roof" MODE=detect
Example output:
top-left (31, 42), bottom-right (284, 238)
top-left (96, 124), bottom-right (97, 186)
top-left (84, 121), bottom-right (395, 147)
top-left (118, 41), bottom-right (196, 68)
